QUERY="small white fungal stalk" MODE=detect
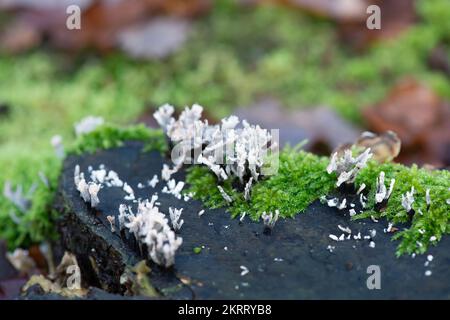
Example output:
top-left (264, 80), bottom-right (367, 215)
top-left (375, 171), bottom-right (395, 204)
top-left (262, 210), bottom-right (280, 229)
top-left (217, 186), bottom-right (233, 203)
top-left (169, 207), bottom-right (184, 231)
top-left (74, 116), bottom-right (104, 137)
top-left (106, 215), bottom-right (116, 232)
top-left (327, 148), bottom-right (373, 187)
top-left (148, 174), bottom-right (159, 188)
top-left (401, 186), bottom-right (415, 212)
top-left (3, 181), bottom-right (36, 213)
top-left (244, 177), bottom-right (253, 201)
top-left (50, 135), bottom-right (65, 159)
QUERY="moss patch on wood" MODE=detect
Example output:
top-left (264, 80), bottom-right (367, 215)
top-left (0, 124), bottom-right (166, 249)
top-left (186, 147), bottom-right (450, 256)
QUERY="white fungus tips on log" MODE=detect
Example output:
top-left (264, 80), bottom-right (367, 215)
top-left (153, 103), bottom-right (175, 132)
top-left (359, 193), bottom-right (367, 208)
top-left (337, 198), bottom-right (347, 210)
top-left (162, 179), bottom-right (185, 199)
top-left (426, 188), bottom-right (431, 206)
top-left (262, 210), bottom-right (280, 229)
top-left (169, 207), bottom-right (184, 231)
top-left (119, 196), bottom-right (183, 268)
top-left (240, 265), bottom-right (249, 276)
top-left (148, 174), bottom-right (159, 188)
top-left (327, 148), bottom-right (372, 187)
top-left (74, 116), bottom-right (104, 137)
top-left (217, 186), bottom-right (233, 203)
top-left (153, 103), bottom-right (277, 201)
top-left (88, 183), bottom-right (101, 207)
top-left (356, 183), bottom-right (366, 195)
top-left (106, 215), bottom-right (116, 232)
top-left (375, 171), bottom-right (395, 204)
top-left (244, 177), bottom-right (253, 201)
top-left (401, 186), bottom-right (415, 212)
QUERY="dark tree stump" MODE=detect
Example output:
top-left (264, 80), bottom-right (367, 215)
top-left (54, 142), bottom-right (450, 299)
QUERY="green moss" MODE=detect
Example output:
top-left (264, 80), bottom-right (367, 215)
top-left (193, 247), bottom-right (203, 254)
top-left (0, 152), bottom-right (61, 249)
top-left (69, 124), bottom-right (167, 155)
top-left (186, 145), bottom-right (336, 221)
top-left (0, 124), bottom-right (166, 250)
top-left (354, 161), bottom-right (450, 256)
top-left (1, 0), bottom-right (450, 251)
top-left (186, 147), bottom-right (450, 256)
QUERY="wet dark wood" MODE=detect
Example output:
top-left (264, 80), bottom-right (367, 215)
top-left (54, 142), bottom-right (450, 299)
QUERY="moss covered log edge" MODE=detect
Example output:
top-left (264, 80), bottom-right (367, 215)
top-left (1, 123), bottom-right (449, 257)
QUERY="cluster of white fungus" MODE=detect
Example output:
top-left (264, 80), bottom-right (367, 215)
top-left (74, 165), bottom-right (101, 207)
top-left (118, 195), bottom-right (183, 268)
top-left (327, 148), bottom-right (372, 187)
top-left (153, 103), bottom-right (276, 201)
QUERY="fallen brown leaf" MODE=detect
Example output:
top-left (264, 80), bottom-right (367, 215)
top-left (364, 79), bottom-right (450, 166)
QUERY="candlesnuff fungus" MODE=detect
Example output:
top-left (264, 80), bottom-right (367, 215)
top-left (3, 181), bottom-right (36, 213)
top-left (262, 210), bottom-right (280, 230)
top-left (51, 135), bottom-right (65, 159)
top-left (401, 186), bottom-right (415, 213)
top-left (169, 207), bottom-right (184, 231)
top-left (74, 116), bottom-right (104, 137)
top-left (153, 103), bottom-right (276, 200)
top-left (327, 148), bottom-right (372, 187)
top-left (217, 186), bottom-right (232, 203)
top-left (120, 195), bottom-right (183, 268)
top-left (375, 171), bottom-right (395, 204)
top-left (74, 165), bottom-right (101, 207)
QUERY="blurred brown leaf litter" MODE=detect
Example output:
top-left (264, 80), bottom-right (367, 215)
top-left (247, 0), bottom-right (416, 50)
top-left (364, 79), bottom-right (450, 167)
top-left (0, 0), bottom-right (211, 56)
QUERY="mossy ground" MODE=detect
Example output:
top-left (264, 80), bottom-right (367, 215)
top-left (1, 0), bottom-right (450, 250)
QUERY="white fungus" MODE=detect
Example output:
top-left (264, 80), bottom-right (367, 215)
top-left (240, 265), bottom-right (249, 276)
top-left (120, 196), bottom-right (183, 268)
top-left (106, 215), bottom-right (116, 232)
top-left (401, 186), bottom-right (415, 212)
top-left (329, 234), bottom-right (339, 241)
top-left (148, 174), bottom-right (159, 188)
top-left (261, 210), bottom-right (280, 229)
top-left (74, 116), bottom-right (104, 137)
top-left (375, 171), bottom-right (395, 204)
top-left (356, 183), bottom-right (366, 195)
top-left (217, 186), bottom-right (233, 203)
top-left (326, 148), bottom-right (373, 187)
top-left (153, 104), bottom-right (277, 200)
top-left (169, 207), bottom-right (184, 231)
top-left (338, 225), bottom-right (351, 234)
